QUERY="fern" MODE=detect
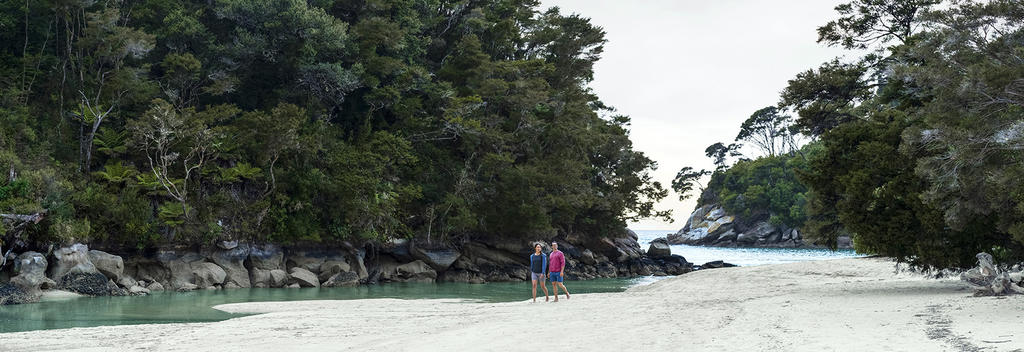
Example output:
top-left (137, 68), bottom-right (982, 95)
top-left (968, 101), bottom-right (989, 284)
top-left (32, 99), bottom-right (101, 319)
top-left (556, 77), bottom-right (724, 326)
top-left (92, 162), bottom-right (137, 184)
top-left (94, 127), bottom-right (128, 156)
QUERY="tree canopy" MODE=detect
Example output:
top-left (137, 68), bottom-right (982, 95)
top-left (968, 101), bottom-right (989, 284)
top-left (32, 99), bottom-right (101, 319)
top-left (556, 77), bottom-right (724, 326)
top-left (0, 0), bottom-right (668, 248)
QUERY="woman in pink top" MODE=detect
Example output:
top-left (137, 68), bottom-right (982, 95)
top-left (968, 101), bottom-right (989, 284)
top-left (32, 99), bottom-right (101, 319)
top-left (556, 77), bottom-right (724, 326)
top-left (548, 242), bottom-right (570, 301)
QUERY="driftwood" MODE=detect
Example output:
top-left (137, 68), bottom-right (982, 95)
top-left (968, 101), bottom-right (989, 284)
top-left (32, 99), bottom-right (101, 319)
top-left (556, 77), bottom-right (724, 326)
top-left (961, 252), bottom-right (1024, 296)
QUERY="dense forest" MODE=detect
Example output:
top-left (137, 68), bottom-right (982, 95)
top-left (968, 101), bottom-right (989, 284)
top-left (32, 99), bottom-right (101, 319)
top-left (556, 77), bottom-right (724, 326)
top-left (676, 0), bottom-right (1024, 268)
top-left (0, 0), bottom-right (670, 249)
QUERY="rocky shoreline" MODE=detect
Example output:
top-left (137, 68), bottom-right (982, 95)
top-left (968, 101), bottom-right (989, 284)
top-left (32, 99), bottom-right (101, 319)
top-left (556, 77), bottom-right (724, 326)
top-left (668, 205), bottom-right (853, 249)
top-left (0, 230), bottom-right (701, 305)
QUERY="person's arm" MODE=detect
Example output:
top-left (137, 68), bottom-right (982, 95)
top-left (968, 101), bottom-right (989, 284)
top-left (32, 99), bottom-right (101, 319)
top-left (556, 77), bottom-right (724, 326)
top-left (543, 254), bottom-right (548, 276)
top-left (559, 253), bottom-right (566, 274)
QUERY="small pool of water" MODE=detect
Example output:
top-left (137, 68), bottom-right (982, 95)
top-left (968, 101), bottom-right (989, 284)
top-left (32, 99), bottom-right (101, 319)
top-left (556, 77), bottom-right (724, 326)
top-left (0, 277), bottom-right (652, 333)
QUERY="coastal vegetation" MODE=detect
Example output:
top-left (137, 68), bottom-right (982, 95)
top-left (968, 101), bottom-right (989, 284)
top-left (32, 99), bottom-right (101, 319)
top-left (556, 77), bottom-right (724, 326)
top-left (675, 0), bottom-right (1024, 268)
top-left (0, 0), bottom-right (669, 249)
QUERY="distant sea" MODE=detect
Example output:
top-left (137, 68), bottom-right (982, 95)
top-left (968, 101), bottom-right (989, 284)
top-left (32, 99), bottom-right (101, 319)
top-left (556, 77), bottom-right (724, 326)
top-left (630, 229), bottom-right (863, 267)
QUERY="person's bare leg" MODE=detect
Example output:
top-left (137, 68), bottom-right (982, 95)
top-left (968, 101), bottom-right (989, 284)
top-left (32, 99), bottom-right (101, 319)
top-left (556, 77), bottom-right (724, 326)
top-left (542, 279), bottom-right (550, 301)
top-left (559, 282), bottom-right (570, 299)
top-left (532, 280), bottom-right (538, 302)
top-left (552, 279), bottom-right (559, 302)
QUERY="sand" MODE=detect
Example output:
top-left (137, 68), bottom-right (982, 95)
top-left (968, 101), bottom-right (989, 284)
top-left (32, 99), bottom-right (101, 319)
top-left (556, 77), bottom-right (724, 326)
top-left (1, 257), bottom-right (1022, 352)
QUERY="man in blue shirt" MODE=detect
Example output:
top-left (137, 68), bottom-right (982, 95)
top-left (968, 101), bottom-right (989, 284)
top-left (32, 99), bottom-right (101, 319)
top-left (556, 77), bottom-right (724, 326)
top-left (530, 243), bottom-right (550, 302)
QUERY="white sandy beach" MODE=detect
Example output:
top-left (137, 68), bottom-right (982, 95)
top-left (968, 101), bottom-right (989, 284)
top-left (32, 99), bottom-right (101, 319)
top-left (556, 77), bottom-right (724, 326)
top-left (1, 257), bottom-right (1021, 352)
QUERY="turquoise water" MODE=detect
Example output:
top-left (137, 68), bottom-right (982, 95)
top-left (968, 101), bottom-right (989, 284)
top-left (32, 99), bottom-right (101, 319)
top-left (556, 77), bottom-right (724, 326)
top-left (0, 277), bottom-right (655, 333)
top-left (633, 229), bottom-right (864, 266)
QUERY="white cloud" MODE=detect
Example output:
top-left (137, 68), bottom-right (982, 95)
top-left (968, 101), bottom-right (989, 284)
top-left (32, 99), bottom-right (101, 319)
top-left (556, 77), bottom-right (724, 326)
top-left (539, 0), bottom-right (852, 230)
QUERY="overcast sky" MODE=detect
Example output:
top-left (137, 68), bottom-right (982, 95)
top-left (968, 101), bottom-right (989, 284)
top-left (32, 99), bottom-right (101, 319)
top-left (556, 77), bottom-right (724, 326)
top-left (538, 0), bottom-right (852, 230)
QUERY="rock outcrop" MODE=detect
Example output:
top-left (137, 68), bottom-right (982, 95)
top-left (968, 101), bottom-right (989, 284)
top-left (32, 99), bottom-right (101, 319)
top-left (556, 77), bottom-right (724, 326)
top-left (668, 205), bottom-right (853, 249)
top-left (1, 227), bottom-right (700, 305)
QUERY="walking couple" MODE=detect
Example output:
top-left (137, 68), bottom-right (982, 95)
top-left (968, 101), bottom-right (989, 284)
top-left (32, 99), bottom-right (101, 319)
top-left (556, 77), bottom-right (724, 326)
top-left (529, 242), bottom-right (571, 302)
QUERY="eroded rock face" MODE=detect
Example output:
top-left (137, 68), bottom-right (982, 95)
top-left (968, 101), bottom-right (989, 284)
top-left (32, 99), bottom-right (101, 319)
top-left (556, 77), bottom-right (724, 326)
top-left (210, 244), bottom-right (251, 288)
top-left (410, 242), bottom-right (461, 271)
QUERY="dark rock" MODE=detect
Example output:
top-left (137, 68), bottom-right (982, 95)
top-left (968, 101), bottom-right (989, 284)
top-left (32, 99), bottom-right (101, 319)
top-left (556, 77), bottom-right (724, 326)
top-left (0, 283), bottom-right (35, 305)
top-left (380, 238), bottom-right (413, 262)
top-left (318, 260), bottom-right (351, 283)
top-left (647, 238), bottom-right (672, 258)
top-left (439, 270), bottom-right (485, 284)
top-left (700, 260), bottom-right (737, 269)
top-left (410, 241), bottom-right (460, 271)
top-left (736, 233), bottom-right (758, 244)
top-left (579, 249), bottom-right (597, 265)
top-left (395, 260), bottom-right (436, 282)
top-left (58, 271), bottom-right (125, 296)
top-left (323, 271), bottom-right (360, 287)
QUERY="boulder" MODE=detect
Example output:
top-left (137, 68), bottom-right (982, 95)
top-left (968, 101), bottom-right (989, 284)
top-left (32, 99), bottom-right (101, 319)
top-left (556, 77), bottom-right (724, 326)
top-left (49, 243), bottom-right (98, 279)
top-left (177, 283), bottom-right (199, 292)
top-left (323, 271), bottom-right (360, 287)
top-left (210, 244), bottom-right (252, 288)
top-left (700, 260), bottom-right (737, 269)
top-left (156, 251), bottom-right (205, 290)
top-left (318, 260), bottom-right (351, 283)
top-left (57, 271), bottom-right (124, 296)
top-left (395, 260), bottom-right (437, 282)
top-left (8, 252), bottom-right (52, 302)
top-left (579, 249), bottom-right (597, 265)
top-left (410, 242), bottom-right (461, 271)
top-left (128, 285), bottom-right (150, 295)
top-left (0, 283), bottom-right (35, 305)
top-left (251, 268), bottom-right (289, 288)
top-left (147, 282), bottom-right (165, 291)
top-left (647, 238), bottom-right (672, 258)
top-left (191, 262), bottom-right (227, 288)
top-left (88, 250), bottom-right (124, 280)
top-left (287, 283), bottom-right (301, 288)
top-left (117, 276), bottom-right (138, 289)
top-left (289, 267), bottom-right (320, 288)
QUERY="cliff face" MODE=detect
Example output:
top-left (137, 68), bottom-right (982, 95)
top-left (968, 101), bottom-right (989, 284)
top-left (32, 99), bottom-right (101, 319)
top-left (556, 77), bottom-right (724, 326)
top-left (668, 204), bottom-right (853, 249)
